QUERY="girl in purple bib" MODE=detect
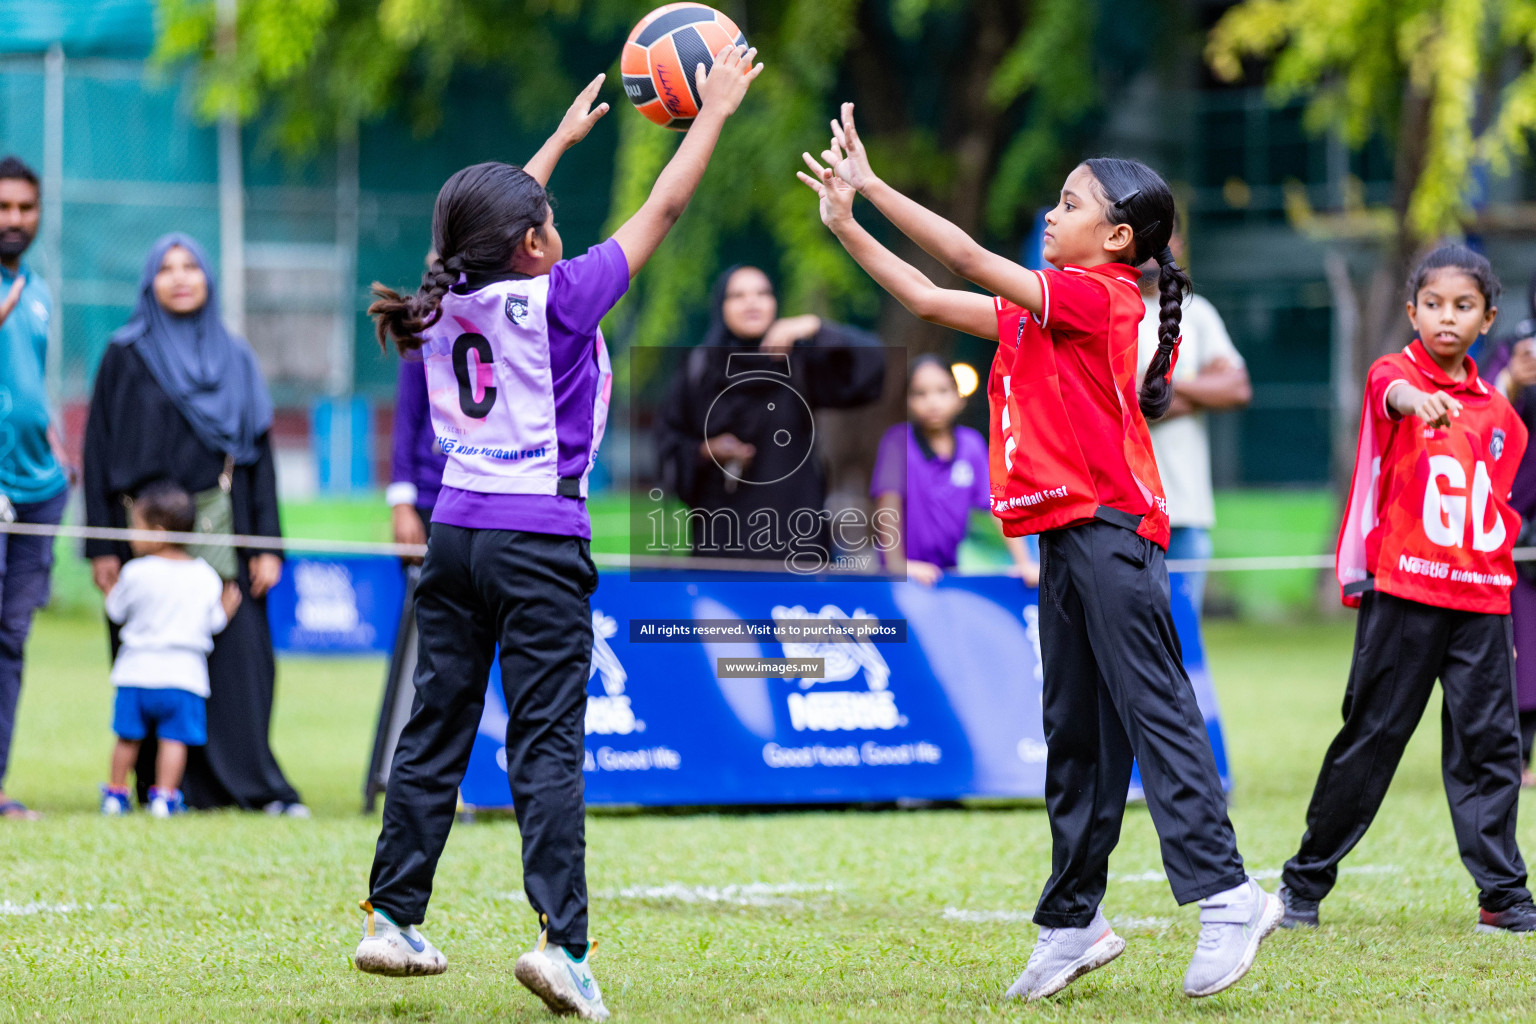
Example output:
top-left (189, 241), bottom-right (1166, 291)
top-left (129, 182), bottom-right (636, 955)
top-left (353, 53), bottom-right (761, 1022)
top-left (871, 356), bottom-right (1037, 584)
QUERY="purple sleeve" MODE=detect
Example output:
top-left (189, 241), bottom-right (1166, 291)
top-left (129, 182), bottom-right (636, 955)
top-left (1484, 339), bottom-right (1515, 382)
top-left (547, 238), bottom-right (631, 339)
top-left (962, 427), bottom-right (991, 509)
top-left (391, 360), bottom-right (427, 487)
top-left (870, 424), bottom-right (907, 499)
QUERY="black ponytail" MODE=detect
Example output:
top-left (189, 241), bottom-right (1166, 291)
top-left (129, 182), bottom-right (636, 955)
top-left (1083, 157), bottom-right (1186, 420)
top-left (1144, 249), bottom-right (1192, 420)
top-left (369, 161), bottom-right (550, 353)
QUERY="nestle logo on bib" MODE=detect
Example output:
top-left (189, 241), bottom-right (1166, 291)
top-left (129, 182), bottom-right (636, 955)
top-left (505, 296), bottom-right (530, 326)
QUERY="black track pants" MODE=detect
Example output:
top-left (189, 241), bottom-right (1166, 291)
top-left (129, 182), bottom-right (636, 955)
top-left (1034, 519), bottom-right (1246, 928)
top-left (368, 526), bottom-right (598, 945)
top-left (1283, 590), bottom-right (1530, 912)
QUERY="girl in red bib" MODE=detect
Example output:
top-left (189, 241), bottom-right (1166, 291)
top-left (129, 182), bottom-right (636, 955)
top-left (798, 109), bottom-right (1280, 1002)
top-left (1280, 245), bottom-right (1536, 934)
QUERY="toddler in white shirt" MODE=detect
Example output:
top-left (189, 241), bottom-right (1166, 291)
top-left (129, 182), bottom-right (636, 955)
top-left (99, 481), bottom-right (240, 818)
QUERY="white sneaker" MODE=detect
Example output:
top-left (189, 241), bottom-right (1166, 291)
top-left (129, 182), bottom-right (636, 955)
top-left (1183, 878), bottom-right (1283, 997)
top-left (1004, 908), bottom-right (1126, 1001)
top-left (263, 800), bottom-right (311, 818)
top-left (514, 929), bottom-right (610, 1021)
top-left (353, 901), bottom-right (447, 976)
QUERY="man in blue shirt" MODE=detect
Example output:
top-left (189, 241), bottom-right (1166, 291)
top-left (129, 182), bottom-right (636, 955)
top-left (0, 155), bottom-right (67, 820)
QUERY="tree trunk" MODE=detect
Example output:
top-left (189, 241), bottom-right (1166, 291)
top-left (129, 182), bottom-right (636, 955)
top-left (1319, 83), bottom-right (1432, 607)
top-left (820, 1), bottom-right (1024, 535)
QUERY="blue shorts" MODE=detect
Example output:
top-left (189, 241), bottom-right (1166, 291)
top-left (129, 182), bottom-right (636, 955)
top-left (112, 687), bottom-right (207, 746)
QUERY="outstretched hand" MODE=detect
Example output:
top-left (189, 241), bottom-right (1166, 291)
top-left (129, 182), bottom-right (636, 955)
top-left (696, 44), bottom-right (764, 120)
top-left (826, 102), bottom-right (876, 192)
top-left (796, 153), bottom-right (857, 229)
top-left (555, 73), bottom-right (611, 149)
top-left (1410, 390), bottom-right (1463, 429)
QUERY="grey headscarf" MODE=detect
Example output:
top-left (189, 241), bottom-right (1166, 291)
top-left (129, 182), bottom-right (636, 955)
top-left (110, 233), bottom-right (273, 465)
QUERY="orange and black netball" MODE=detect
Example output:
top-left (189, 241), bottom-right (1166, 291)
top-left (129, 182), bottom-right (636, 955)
top-left (622, 4), bottom-right (748, 131)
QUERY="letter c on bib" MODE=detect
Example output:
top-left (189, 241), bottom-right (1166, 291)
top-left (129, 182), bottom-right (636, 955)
top-left (452, 333), bottom-right (498, 418)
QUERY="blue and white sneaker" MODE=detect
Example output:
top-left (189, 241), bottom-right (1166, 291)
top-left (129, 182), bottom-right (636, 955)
top-left (514, 927), bottom-right (610, 1021)
top-left (148, 787), bottom-right (186, 818)
top-left (353, 901), bottom-right (448, 976)
top-left (100, 786), bottom-right (133, 816)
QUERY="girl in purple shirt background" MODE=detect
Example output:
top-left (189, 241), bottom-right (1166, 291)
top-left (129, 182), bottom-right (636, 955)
top-left (353, 53), bottom-right (761, 1023)
top-left (386, 356), bottom-right (447, 560)
top-left (871, 355), bottom-right (1037, 585)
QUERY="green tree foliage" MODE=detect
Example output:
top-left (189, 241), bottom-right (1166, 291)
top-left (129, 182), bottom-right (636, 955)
top-left (1208, 0), bottom-right (1536, 242)
top-left (153, 0), bottom-right (1115, 354)
top-left (1208, 0), bottom-right (1536, 493)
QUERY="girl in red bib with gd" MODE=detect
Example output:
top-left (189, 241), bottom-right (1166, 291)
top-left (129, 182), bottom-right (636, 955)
top-left (1279, 245), bottom-right (1536, 935)
top-left (798, 108), bottom-right (1280, 1002)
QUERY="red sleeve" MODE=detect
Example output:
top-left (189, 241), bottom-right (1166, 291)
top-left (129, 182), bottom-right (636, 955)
top-left (994, 295), bottom-right (1021, 348)
top-left (1034, 268), bottom-right (1110, 340)
top-left (1365, 356), bottom-right (1413, 431)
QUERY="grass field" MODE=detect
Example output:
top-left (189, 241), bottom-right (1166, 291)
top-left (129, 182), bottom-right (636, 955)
top-left (2, 609), bottom-right (1534, 1022)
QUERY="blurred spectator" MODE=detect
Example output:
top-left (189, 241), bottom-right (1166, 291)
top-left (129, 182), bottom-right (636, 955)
top-left (82, 233), bottom-right (306, 814)
top-left (0, 155), bottom-right (67, 822)
top-left (871, 355), bottom-right (1036, 585)
top-left (98, 481), bottom-right (241, 818)
top-left (386, 357), bottom-right (447, 563)
top-left (1483, 294), bottom-right (1536, 788)
top-left (657, 265), bottom-right (885, 563)
top-left (1136, 236), bottom-right (1251, 614)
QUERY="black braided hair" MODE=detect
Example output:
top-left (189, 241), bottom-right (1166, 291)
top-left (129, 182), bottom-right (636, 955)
top-left (1407, 243), bottom-right (1500, 310)
top-left (1083, 157), bottom-right (1187, 420)
top-left (369, 162), bottom-right (550, 353)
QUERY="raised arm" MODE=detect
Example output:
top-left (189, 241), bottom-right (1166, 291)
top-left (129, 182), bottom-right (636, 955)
top-left (524, 74), bottom-right (610, 187)
top-left (825, 104), bottom-right (1044, 316)
top-left (798, 156), bottom-right (996, 340)
top-left (610, 46), bottom-right (763, 279)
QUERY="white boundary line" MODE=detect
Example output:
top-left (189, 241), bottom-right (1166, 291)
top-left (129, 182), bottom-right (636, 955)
top-left (6, 521), bottom-right (1534, 576)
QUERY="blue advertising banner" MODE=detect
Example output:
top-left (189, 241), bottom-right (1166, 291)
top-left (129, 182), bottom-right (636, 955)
top-left (452, 569), bottom-right (1229, 809)
top-left (271, 556), bottom-right (1227, 807)
top-left (266, 557), bottom-right (406, 655)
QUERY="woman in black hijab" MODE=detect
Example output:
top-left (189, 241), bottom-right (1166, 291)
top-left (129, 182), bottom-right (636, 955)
top-left (83, 233), bottom-right (305, 814)
top-left (658, 265), bottom-right (886, 564)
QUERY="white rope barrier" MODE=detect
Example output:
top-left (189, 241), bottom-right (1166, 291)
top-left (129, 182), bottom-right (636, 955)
top-left (4, 519), bottom-right (1535, 576)
top-left (0, 519), bottom-right (428, 559)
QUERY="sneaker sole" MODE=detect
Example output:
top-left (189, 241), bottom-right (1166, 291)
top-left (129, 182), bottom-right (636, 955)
top-left (1278, 915), bottom-right (1319, 930)
top-left (354, 941), bottom-right (447, 977)
top-left (1023, 932), bottom-right (1127, 1002)
top-left (1474, 923), bottom-right (1536, 935)
top-left (514, 953), bottom-right (608, 1021)
top-left (1184, 892), bottom-right (1284, 998)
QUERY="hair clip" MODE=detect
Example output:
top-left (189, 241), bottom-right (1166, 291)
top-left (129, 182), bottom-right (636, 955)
top-left (1113, 188), bottom-right (1141, 209)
